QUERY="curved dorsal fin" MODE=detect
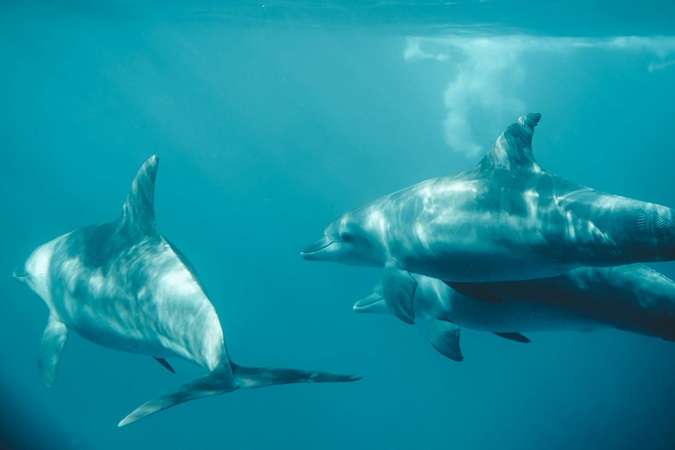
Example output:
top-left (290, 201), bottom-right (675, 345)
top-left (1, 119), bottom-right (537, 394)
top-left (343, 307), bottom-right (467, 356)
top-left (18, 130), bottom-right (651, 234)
top-left (121, 155), bottom-right (159, 234)
top-left (479, 113), bottom-right (541, 172)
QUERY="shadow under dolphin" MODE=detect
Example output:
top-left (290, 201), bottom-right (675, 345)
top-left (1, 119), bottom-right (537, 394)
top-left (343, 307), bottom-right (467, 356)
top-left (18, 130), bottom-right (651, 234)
top-left (14, 155), bottom-right (360, 427)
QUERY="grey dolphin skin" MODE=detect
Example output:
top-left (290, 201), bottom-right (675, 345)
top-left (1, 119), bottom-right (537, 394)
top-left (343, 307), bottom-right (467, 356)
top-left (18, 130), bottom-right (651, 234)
top-left (14, 155), bottom-right (359, 427)
top-left (302, 114), bottom-right (675, 323)
top-left (354, 265), bottom-right (675, 361)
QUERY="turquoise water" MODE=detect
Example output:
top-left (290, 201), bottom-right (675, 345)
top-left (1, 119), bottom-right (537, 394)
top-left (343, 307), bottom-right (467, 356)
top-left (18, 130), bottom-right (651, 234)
top-left (1, 1), bottom-right (675, 449)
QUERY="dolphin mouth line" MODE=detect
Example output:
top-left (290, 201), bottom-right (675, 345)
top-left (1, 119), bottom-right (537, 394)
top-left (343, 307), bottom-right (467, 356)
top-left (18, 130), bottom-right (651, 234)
top-left (301, 240), bottom-right (337, 256)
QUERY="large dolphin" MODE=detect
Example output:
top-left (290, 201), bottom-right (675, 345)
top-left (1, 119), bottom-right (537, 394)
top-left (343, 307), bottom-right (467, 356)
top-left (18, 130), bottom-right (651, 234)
top-left (14, 155), bottom-right (359, 427)
top-left (302, 114), bottom-right (675, 323)
top-left (354, 264), bottom-right (675, 361)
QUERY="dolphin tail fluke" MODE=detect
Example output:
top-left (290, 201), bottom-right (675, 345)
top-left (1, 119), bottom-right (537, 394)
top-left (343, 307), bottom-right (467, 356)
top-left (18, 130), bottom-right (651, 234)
top-left (118, 362), bottom-right (360, 427)
top-left (232, 363), bottom-right (361, 389)
top-left (118, 363), bottom-right (237, 427)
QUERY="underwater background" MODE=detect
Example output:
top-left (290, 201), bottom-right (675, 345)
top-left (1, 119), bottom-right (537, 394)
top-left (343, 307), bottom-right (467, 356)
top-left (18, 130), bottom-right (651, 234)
top-left (1, 1), bottom-right (675, 449)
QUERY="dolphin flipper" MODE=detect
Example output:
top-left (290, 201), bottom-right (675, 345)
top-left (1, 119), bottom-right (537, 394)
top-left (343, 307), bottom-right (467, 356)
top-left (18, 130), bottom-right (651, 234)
top-left (382, 266), bottom-right (417, 324)
top-left (118, 362), bottom-right (360, 427)
top-left (428, 319), bottom-right (463, 362)
top-left (154, 357), bottom-right (176, 374)
top-left (39, 316), bottom-right (68, 387)
top-left (493, 332), bottom-right (531, 343)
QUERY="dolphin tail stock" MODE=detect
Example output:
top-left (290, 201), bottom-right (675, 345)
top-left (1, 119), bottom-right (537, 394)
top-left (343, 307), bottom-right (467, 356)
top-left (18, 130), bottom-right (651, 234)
top-left (118, 361), bottom-right (360, 427)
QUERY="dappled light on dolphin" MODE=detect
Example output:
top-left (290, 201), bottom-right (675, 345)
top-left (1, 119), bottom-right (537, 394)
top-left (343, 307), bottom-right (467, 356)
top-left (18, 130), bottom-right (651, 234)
top-left (303, 114), bottom-right (675, 323)
top-left (15, 156), bottom-right (360, 427)
top-left (354, 264), bottom-right (675, 360)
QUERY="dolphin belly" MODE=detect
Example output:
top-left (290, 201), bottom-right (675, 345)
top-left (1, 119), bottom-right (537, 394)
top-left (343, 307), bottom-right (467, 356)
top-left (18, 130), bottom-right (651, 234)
top-left (414, 275), bottom-right (605, 333)
top-left (443, 295), bottom-right (605, 333)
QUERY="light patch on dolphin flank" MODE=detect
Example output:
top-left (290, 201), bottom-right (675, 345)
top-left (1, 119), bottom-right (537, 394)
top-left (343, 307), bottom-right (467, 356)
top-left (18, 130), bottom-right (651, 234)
top-left (586, 221), bottom-right (614, 248)
top-left (60, 258), bottom-right (83, 294)
top-left (523, 189), bottom-right (540, 223)
top-left (88, 270), bottom-right (107, 296)
top-left (565, 211), bottom-right (577, 240)
top-left (365, 208), bottom-right (388, 236)
top-left (420, 186), bottom-right (436, 214)
top-left (434, 180), bottom-right (478, 195)
top-left (160, 269), bottom-right (198, 295)
top-left (414, 222), bottom-right (431, 249)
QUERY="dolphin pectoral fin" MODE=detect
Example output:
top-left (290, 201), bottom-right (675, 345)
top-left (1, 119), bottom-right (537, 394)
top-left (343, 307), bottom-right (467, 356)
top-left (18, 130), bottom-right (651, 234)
top-left (428, 319), bottom-right (463, 362)
top-left (445, 281), bottom-right (501, 303)
top-left (153, 357), bottom-right (176, 374)
top-left (493, 332), bottom-right (531, 343)
top-left (39, 316), bottom-right (68, 387)
top-left (353, 292), bottom-right (390, 315)
top-left (382, 267), bottom-right (416, 324)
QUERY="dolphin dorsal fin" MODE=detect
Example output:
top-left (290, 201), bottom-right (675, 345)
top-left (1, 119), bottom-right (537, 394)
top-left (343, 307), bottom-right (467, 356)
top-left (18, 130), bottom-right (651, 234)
top-left (121, 155), bottom-right (159, 234)
top-left (479, 113), bottom-right (541, 172)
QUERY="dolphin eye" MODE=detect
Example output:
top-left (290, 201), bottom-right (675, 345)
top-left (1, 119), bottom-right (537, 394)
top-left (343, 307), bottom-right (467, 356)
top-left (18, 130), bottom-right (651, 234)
top-left (341, 232), bottom-right (354, 243)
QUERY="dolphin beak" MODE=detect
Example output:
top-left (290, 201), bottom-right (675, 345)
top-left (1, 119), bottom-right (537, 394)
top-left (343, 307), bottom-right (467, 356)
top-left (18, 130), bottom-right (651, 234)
top-left (301, 237), bottom-right (337, 261)
top-left (12, 267), bottom-right (28, 284)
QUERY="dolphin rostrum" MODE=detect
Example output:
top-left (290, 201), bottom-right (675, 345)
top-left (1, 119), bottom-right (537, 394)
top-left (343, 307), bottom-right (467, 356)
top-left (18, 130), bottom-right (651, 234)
top-left (14, 155), bottom-right (359, 427)
top-left (354, 265), bottom-right (675, 361)
top-left (302, 114), bottom-right (675, 324)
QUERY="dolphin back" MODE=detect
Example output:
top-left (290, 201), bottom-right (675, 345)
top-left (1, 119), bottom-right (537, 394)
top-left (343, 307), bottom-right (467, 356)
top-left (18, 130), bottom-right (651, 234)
top-left (118, 361), bottom-right (360, 426)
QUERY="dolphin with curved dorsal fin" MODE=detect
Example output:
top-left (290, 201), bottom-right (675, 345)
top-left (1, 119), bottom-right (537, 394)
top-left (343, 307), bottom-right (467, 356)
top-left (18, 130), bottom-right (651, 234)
top-left (302, 114), bottom-right (675, 324)
top-left (354, 264), bottom-right (675, 361)
top-left (14, 155), bottom-right (360, 427)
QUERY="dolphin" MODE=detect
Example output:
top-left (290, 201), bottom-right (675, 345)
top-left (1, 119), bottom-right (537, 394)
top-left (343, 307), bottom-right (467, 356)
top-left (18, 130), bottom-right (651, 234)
top-left (302, 113), bottom-right (675, 323)
top-left (354, 264), bottom-right (675, 361)
top-left (14, 155), bottom-right (359, 427)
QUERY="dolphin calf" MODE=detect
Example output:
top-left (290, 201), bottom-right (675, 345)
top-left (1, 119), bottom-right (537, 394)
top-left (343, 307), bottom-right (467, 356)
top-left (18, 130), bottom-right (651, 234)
top-left (14, 155), bottom-right (359, 427)
top-left (354, 264), bottom-right (675, 361)
top-left (302, 114), bottom-right (675, 323)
